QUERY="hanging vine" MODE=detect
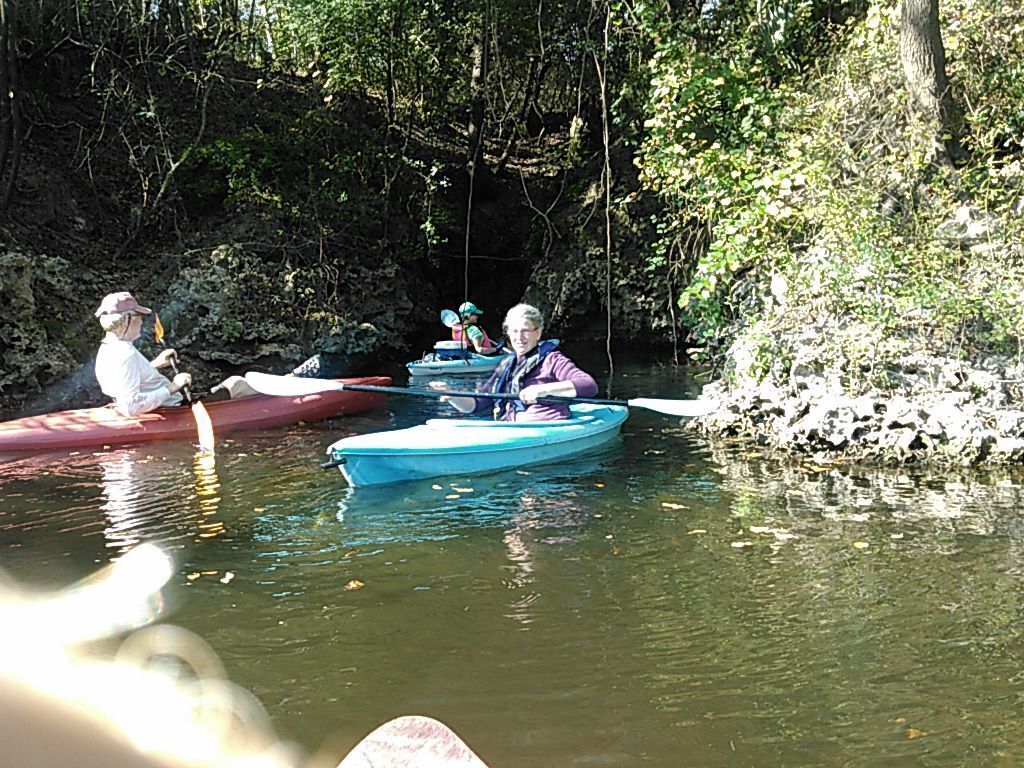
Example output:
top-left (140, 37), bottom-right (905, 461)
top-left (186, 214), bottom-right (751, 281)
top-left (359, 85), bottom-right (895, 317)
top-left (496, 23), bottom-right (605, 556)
top-left (591, 0), bottom-right (614, 377)
top-left (464, 3), bottom-right (489, 307)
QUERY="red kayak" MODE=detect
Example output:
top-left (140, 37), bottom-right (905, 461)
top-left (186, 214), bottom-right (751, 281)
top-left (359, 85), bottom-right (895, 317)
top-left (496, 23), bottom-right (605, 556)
top-left (0, 376), bottom-right (391, 452)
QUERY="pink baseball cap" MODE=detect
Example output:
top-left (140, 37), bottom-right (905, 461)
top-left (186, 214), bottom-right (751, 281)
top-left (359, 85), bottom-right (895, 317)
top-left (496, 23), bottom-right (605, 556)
top-left (94, 291), bottom-right (153, 317)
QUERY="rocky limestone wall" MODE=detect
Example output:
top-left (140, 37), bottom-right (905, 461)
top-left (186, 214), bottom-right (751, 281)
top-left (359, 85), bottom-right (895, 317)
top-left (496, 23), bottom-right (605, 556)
top-left (0, 250), bottom-right (88, 410)
top-left (694, 317), bottom-right (1024, 466)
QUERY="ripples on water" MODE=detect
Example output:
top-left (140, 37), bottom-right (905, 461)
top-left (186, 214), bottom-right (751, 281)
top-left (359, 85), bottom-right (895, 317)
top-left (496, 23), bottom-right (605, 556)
top-left (4, 363), bottom-right (1024, 767)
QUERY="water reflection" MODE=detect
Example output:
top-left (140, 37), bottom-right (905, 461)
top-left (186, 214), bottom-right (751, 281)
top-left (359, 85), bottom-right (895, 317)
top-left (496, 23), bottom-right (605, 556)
top-left (193, 453), bottom-right (225, 542)
top-left (500, 491), bottom-right (595, 626)
top-left (329, 445), bottom-right (622, 547)
top-left (0, 446), bottom-right (234, 567)
top-left (619, 441), bottom-right (1024, 766)
top-left (706, 444), bottom-right (1024, 538)
top-left (100, 452), bottom-right (157, 552)
top-left (98, 449), bottom-right (230, 553)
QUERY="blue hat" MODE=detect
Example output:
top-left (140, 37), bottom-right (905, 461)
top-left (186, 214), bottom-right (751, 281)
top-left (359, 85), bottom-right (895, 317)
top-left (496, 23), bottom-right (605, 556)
top-left (458, 301), bottom-right (484, 317)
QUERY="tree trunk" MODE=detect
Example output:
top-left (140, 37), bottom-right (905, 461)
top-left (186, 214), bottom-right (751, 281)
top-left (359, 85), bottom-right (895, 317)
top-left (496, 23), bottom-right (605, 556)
top-left (385, 6), bottom-right (398, 128)
top-left (0, 0), bottom-right (22, 212)
top-left (466, 21), bottom-right (487, 172)
top-left (900, 0), bottom-right (963, 166)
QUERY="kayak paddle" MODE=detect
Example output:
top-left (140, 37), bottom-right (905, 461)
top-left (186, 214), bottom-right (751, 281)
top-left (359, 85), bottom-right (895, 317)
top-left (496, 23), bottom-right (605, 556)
top-left (244, 371), bottom-right (715, 418)
top-left (155, 313), bottom-right (215, 454)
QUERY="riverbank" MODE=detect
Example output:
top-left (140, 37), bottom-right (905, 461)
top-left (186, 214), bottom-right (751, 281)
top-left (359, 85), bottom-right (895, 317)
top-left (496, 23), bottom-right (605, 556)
top-left (692, 315), bottom-right (1024, 467)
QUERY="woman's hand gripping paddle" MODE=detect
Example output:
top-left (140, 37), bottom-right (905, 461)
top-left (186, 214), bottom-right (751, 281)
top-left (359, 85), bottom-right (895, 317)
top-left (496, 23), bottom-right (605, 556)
top-left (154, 313), bottom-right (215, 454)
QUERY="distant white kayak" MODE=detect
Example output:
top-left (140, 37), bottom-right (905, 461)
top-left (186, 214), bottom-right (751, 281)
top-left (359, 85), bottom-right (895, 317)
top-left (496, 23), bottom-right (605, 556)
top-left (406, 352), bottom-right (507, 377)
top-left (325, 403), bottom-right (628, 486)
top-left (406, 340), bottom-right (510, 377)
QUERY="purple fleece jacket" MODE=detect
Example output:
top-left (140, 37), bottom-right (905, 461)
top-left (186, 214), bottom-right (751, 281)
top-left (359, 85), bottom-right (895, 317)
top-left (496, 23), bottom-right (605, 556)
top-left (472, 348), bottom-right (598, 421)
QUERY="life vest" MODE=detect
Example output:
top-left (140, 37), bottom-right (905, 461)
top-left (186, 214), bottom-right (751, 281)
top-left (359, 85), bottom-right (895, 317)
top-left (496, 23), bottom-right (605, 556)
top-left (489, 339), bottom-right (560, 420)
top-left (452, 322), bottom-right (494, 349)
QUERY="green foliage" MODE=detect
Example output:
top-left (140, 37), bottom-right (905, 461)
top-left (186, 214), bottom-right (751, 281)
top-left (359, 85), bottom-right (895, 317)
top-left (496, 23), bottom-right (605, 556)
top-left (181, 106), bottom-right (371, 226)
top-left (636, 0), bottom-right (1024, 374)
top-left (266, 0), bottom-right (474, 115)
top-left (219, 316), bottom-right (245, 342)
top-left (945, 5), bottom-right (1024, 164)
top-left (635, 1), bottom-right (831, 348)
top-left (404, 157), bottom-right (450, 252)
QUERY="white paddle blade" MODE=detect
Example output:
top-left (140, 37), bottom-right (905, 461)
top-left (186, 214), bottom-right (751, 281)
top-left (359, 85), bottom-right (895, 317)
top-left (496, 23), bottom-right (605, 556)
top-left (244, 371), bottom-right (346, 397)
top-left (191, 401), bottom-right (216, 454)
top-left (440, 308), bottom-right (460, 327)
top-left (626, 397), bottom-right (716, 418)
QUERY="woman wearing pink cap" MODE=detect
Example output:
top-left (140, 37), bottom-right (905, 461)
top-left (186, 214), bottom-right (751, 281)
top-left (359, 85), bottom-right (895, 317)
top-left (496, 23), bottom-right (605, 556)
top-left (93, 291), bottom-right (193, 417)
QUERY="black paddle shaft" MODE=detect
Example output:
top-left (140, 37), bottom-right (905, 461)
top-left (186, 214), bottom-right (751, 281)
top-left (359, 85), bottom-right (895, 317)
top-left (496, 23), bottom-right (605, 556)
top-left (337, 382), bottom-right (627, 408)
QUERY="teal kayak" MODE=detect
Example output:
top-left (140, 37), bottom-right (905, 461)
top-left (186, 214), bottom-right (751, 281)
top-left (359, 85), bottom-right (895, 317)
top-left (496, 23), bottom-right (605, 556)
top-left (325, 403), bottom-right (628, 486)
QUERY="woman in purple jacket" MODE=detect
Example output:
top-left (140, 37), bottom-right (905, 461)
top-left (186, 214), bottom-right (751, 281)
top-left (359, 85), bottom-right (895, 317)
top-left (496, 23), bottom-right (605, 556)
top-left (432, 303), bottom-right (597, 421)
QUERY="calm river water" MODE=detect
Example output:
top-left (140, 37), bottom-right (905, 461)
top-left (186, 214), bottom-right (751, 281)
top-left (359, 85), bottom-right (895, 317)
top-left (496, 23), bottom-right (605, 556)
top-left (3, 358), bottom-right (1024, 767)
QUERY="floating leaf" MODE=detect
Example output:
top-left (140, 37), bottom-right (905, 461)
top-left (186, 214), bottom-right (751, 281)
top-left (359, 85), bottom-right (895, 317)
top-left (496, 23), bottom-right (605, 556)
top-left (452, 487), bottom-right (474, 493)
top-left (731, 541), bottom-right (753, 548)
top-left (432, 484), bottom-right (443, 490)
top-left (661, 502), bottom-right (688, 510)
top-left (853, 541), bottom-right (870, 549)
top-left (343, 579), bottom-right (365, 591)
top-left (687, 529), bottom-right (706, 535)
top-left (220, 572), bottom-right (235, 584)
top-left (906, 727), bottom-right (923, 739)
top-left (446, 494), bottom-right (460, 499)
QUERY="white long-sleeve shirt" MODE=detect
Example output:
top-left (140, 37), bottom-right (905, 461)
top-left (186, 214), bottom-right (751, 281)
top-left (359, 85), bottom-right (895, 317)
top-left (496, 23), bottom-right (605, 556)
top-left (95, 338), bottom-right (182, 417)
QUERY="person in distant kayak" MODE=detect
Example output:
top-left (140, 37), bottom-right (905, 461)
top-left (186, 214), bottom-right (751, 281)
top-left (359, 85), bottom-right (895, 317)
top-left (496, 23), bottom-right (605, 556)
top-left (94, 291), bottom-right (193, 417)
top-left (451, 301), bottom-right (499, 355)
top-left (94, 291), bottom-right (256, 416)
top-left (432, 303), bottom-right (597, 421)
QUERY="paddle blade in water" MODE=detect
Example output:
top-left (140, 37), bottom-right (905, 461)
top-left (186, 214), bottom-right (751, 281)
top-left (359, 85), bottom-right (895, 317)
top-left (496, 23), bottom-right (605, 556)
top-left (626, 397), bottom-right (716, 418)
top-left (440, 309), bottom-right (460, 327)
top-left (192, 401), bottom-right (215, 454)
